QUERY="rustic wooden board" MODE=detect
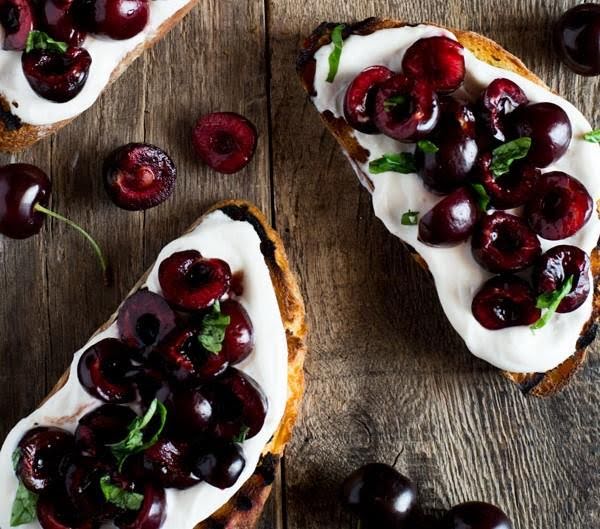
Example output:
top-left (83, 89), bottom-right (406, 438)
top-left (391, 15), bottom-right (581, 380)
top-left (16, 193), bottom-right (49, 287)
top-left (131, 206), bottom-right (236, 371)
top-left (0, 0), bottom-right (598, 528)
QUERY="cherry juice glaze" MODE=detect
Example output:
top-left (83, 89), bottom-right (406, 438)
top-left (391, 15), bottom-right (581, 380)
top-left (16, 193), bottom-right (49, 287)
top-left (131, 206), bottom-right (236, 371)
top-left (0, 211), bottom-right (288, 529)
top-left (0, 0), bottom-right (192, 126)
top-left (312, 25), bottom-right (600, 373)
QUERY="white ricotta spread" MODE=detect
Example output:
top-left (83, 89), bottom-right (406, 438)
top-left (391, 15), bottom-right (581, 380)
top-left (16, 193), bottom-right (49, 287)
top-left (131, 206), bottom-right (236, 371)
top-left (312, 25), bottom-right (600, 373)
top-left (0, 210), bottom-right (289, 529)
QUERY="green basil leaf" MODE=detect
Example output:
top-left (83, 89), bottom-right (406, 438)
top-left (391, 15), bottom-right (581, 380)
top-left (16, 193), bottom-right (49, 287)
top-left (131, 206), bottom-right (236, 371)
top-left (100, 475), bottom-right (144, 511)
top-left (199, 301), bottom-right (231, 354)
top-left (417, 140), bottom-right (439, 154)
top-left (490, 137), bottom-right (531, 177)
top-left (401, 210), bottom-right (419, 226)
top-left (25, 31), bottom-right (68, 54)
top-left (470, 183), bottom-right (491, 212)
top-left (10, 482), bottom-right (38, 526)
top-left (233, 425), bottom-right (250, 444)
top-left (369, 153), bottom-right (416, 174)
top-left (383, 94), bottom-right (407, 111)
top-left (531, 276), bottom-right (574, 330)
top-left (326, 24), bottom-right (345, 83)
top-left (12, 449), bottom-right (21, 472)
top-left (583, 129), bottom-right (600, 143)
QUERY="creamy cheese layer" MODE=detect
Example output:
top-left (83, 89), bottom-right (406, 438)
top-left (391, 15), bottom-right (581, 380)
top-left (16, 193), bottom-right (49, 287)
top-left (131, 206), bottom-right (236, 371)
top-left (0, 210), bottom-right (289, 529)
top-left (312, 25), bottom-right (600, 373)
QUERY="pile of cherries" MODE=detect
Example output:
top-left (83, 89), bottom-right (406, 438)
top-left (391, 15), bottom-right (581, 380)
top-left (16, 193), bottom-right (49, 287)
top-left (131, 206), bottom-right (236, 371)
top-left (11, 249), bottom-right (267, 529)
top-left (0, 0), bottom-right (152, 102)
top-left (340, 463), bottom-right (512, 529)
top-left (342, 35), bottom-right (594, 330)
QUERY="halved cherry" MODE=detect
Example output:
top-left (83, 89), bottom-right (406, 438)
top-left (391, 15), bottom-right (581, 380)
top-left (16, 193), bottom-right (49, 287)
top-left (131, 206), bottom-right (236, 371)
top-left (372, 74), bottom-right (439, 141)
top-left (142, 438), bottom-right (200, 490)
top-left (191, 442), bottom-right (246, 490)
top-left (0, 0), bottom-right (36, 50)
top-left (114, 482), bottom-right (167, 529)
top-left (478, 78), bottom-right (528, 142)
top-left (41, 0), bottom-right (86, 47)
top-left (133, 367), bottom-right (173, 406)
top-left (64, 457), bottom-right (111, 520)
top-left (402, 36), bottom-right (465, 93)
top-left (158, 250), bottom-right (231, 311)
top-left (167, 386), bottom-right (214, 437)
top-left (77, 338), bottom-right (137, 403)
top-left (37, 495), bottom-right (96, 529)
top-left (72, 0), bottom-right (149, 40)
top-left (220, 299), bottom-right (254, 364)
top-left (343, 65), bottom-right (394, 133)
top-left (472, 275), bottom-right (541, 330)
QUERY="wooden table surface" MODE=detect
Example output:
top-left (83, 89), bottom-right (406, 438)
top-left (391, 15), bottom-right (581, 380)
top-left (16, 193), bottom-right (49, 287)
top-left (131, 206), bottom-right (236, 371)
top-left (1, 1), bottom-right (599, 527)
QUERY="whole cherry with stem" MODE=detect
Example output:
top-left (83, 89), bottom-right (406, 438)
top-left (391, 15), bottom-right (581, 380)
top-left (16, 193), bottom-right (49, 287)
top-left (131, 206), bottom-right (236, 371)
top-left (0, 163), bottom-right (110, 284)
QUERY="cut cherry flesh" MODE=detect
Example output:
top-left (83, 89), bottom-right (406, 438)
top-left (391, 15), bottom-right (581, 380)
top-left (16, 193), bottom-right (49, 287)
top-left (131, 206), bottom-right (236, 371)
top-left (191, 442), bottom-right (246, 489)
top-left (344, 65), bottom-right (394, 133)
top-left (73, 0), bottom-right (149, 40)
top-left (402, 36), bottom-right (465, 93)
top-left (441, 501), bottom-right (513, 529)
top-left (472, 275), bottom-right (541, 330)
top-left (471, 212), bottom-right (541, 273)
top-left (16, 427), bottom-right (75, 494)
top-left (77, 338), bottom-right (137, 403)
top-left (118, 289), bottom-right (177, 353)
top-left (418, 187), bottom-right (479, 247)
top-left (0, 0), bottom-right (35, 50)
top-left (22, 46), bottom-right (92, 103)
top-left (37, 495), bottom-right (95, 529)
top-left (103, 143), bottom-right (177, 211)
top-left (42, 0), bottom-right (87, 47)
top-left (167, 386), bottom-right (214, 437)
top-left (0, 163), bottom-right (50, 239)
top-left (478, 78), bottom-right (528, 142)
top-left (525, 171), bottom-right (593, 240)
top-left (158, 250), bottom-right (232, 311)
top-left (64, 457), bottom-right (112, 520)
top-left (510, 102), bottom-right (572, 168)
top-left (476, 153), bottom-right (539, 209)
top-left (533, 245), bottom-right (591, 313)
top-left (114, 482), bottom-right (167, 529)
top-left (192, 112), bottom-right (258, 174)
top-left (206, 368), bottom-right (268, 440)
top-left (554, 4), bottom-right (600, 76)
top-left (372, 74), bottom-right (440, 141)
top-left (220, 299), bottom-right (255, 365)
top-left (142, 438), bottom-right (200, 489)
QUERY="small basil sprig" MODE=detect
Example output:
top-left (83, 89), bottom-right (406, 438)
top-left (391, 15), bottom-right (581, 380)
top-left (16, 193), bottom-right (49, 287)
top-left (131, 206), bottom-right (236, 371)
top-left (369, 153), bottom-right (416, 174)
top-left (199, 301), bottom-right (231, 354)
top-left (100, 476), bottom-right (144, 511)
top-left (383, 94), bottom-right (407, 111)
top-left (531, 276), bottom-right (574, 330)
top-left (490, 137), bottom-right (531, 177)
top-left (583, 129), bottom-right (600, 143)
top-left (401, 210), bottom-right (419, 226)
top-left (470, 183), bottom-right (491, 212)
top-left (234, 425), bottom-right (250, 444)
top-left (10, 482), bottom-right (38, 527)
top-left (417, 140), bottom-right (439, 154)
top-left (326, 24), bottom-right (345, 83)
top-left (109, 399), bottom-right (167, 470)
top-left (26, 31), bottom-right (68, 54)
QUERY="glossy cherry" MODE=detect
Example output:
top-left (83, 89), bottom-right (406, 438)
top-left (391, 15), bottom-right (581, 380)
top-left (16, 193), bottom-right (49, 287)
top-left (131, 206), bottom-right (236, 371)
top-left (167, 386), bottom-right (214, 437)
top-left (103, 143), bottom-right (177, 211)
top-left (73, 0), bottom-right (149, 40)
top-left (41, 0), bottom-right (87, 46)
top-left (63, 457), bottom-right (112, 520)
top-left (133, 367), bottom-right (173, 406)
top-left (220, 299), bottom-right (254, 364)
top-left (478, 78), bottom-right (528, 142)
top-left (372, 74), bottom-right (440, 141)
top-left (142, 438), bottom-right (200, 489)
top-left (192, 112), bottom-right (258, 174)
top-left (344, 65), bottom-right (394, 133)
top-left (533, 245), bottom-right (591, 313)
top-left (418, 187), bottom-right (479, 246)
top-left (441, 501), bottom-right (513, 529)
top-left (0, 0), bottom-right (35, 50)
top-left (472, 275), bottom-right (541, 330)
top-left (158, 250), bottom-right (232, 311)
top-left (340, 463), bottom-right (417, 527)
top-left (191, 442), bottom-right (246, 489)
top-left (554, 3), bottom-right (600, 76)
top-left (37, 495), bottom-right (96, 529)
top-left (402, 36), bottom-right (465, 93)
top-left (525, 171), bottom-right (593, 240)
top-left (114, 482), bottom-right (167, 529)
top-left (471, 212), bottom-right (541, 273)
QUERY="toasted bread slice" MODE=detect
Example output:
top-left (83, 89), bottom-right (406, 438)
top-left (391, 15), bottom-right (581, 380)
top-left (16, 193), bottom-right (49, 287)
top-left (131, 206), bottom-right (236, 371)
top-left (297, 18), bottom-right (599, 397)
top-left (0, 0), bottom-right (199, 153)
top-left (38, 200), bottom-right (307, 528)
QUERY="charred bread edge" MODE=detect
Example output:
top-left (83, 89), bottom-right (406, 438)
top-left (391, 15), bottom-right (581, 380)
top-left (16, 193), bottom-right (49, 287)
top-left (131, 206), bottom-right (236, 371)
top-left (0, 0), bottom-right (200, 153)
top-left (296, 18), bottom-right (600, 397)
top-left (40, 199), bottom-right (308, 529)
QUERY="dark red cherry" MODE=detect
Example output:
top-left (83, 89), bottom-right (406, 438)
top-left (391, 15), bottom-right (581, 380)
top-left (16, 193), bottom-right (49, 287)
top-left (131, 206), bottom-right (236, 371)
top-left (525, 171), bottom-right (593, 240)
top-left (191, 442), bottom-right (246, 489)
top-left (372, 74), bottom-right (440, 141)
top-left (220, 299), bottom-right (254, 364)
top-left (471, 212), bottom-right (541, 273)
top-left (206, 368), bottom-right (268, 440)
top-left (37, 495), bottom-right (96, 529)
top-left (167, 386), bottom-right (214, 437)
top-left (192, 112), bottom-right (258, 174)
top-left (402, 36), bottom-right (465, 93)
top-left (73, 0), bottom-right (149, 40)
top-left (344, 65), bottom-right (394, 133)
top-left (472, 275), bottom-right (541, 330)
top-left (0, 163), bottom-right (50, 239)
top-left (133, 367), bottom-right (173, 406)
top-left (142, 438), bottom-right (200, 489)
top-left (441, 501), bottom-right (513, 529)
top-left (478, 78), bottom-right (528, 142)
top-left (22, 46), bottom-right (92, 103)
top-left (510, 103), bottom-right (572, 167)
top-left (418, 187), bottom-right (479, 246)
top-left (103, 143), bottom-right (177, 211)
top-left (340, 463), bottom-right (417, 527)
top-left (114, 482), bottom-right (166, 529)
top-left (41, 0), bottom-right (86, 46)
top-left (438, 96), bottom-right (477, 136)
top-left (117, 290), bottom-right (177, 354)
top-left (533, 245), bottom-right (591, 313)
top-left (158, 250), bottom-right (232, 311)
top-left (16, 427), bottom-right (74, 494)
top-left (63, 457), bottom-right (110, 519)
top-left (476, 153), bottom-right (539, 209)
top-left (0, 0), bottom-right (35, 50)
top-left (77, 338), bottom-right (137, 403)
top-left (554, 4), bottom-right (600, 76)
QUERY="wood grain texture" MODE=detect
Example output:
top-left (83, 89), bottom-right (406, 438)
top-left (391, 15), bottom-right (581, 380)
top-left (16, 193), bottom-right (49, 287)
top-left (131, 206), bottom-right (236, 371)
top-left (0, 0), bottom-right (599, 528)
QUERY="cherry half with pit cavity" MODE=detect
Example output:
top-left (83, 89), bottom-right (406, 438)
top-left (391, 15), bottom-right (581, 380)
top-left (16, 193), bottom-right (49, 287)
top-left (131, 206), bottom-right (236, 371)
top-left (478, 78), bottom-right (528, 142)
top-left (114, 482), bottom-right (166, 529)
top-left (37, 495), bottom-right (96, 529)
top-left (0, 0), bottom-right (35, 50)
top-left (73, 0), bottom-right (149, 40)
top-left (41, 0), bottom-right (87, 47)
top-left (441, 501), bottom-right (513, 529)
top-left (191, 442), bottom-right (246, 490)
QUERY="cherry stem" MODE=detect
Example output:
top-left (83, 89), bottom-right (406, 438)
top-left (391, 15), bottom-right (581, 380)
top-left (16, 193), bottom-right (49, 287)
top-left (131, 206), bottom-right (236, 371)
top-left (34, 203), bottom-right (110, 285)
